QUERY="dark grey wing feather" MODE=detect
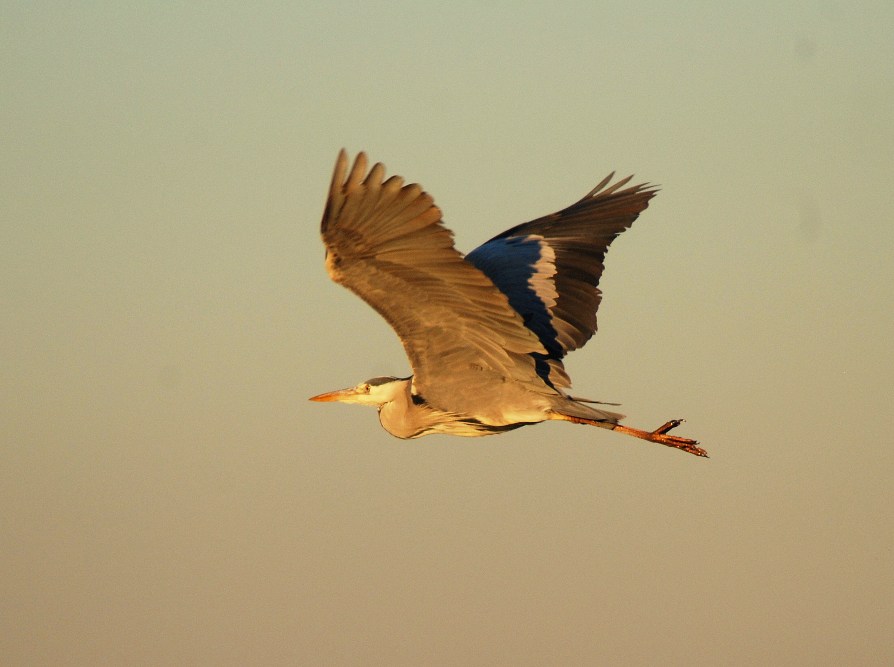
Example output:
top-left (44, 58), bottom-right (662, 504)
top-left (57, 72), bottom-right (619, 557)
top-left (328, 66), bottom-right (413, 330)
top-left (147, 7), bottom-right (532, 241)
top-left (466, 173), bottom-right (657, 388)
top-left (320, 150), bottom-right (548, 412)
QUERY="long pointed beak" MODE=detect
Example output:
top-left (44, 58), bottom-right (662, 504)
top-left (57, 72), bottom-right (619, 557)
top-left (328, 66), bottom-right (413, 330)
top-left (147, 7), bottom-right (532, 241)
top-left (308, 387), bottom-right (356, 402)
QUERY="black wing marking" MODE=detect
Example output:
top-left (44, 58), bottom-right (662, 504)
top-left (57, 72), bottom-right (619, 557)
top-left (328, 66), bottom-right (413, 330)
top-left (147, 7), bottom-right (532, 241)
top-left (466, 174), bottom-right (657, 388)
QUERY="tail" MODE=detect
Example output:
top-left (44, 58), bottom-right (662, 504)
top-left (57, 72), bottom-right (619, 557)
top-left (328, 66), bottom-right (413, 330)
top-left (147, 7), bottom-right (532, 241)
top-left (549, 398), bottom-right (625, 425)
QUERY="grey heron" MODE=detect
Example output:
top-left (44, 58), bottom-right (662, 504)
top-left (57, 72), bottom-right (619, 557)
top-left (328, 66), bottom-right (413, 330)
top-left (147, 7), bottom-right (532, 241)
top-left (310, 150), bottom-right (706, 457)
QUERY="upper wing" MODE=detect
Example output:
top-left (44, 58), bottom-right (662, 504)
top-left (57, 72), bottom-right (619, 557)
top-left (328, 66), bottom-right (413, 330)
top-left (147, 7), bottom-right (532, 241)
top-left (466, 173), bottom-right (657, 388)
top-left (320, 150), bottom-right (547, 411)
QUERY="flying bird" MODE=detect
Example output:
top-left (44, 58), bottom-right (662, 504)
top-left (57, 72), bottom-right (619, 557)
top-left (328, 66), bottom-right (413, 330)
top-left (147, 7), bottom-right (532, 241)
top-left (310, 150), bottom-right (706, 457)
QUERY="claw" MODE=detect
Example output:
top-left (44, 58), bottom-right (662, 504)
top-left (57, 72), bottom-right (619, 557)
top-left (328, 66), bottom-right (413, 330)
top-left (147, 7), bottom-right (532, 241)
top-left (653, 433), bottom-right (708, 458)
top-left (653, 419), bottom-right (684, 435)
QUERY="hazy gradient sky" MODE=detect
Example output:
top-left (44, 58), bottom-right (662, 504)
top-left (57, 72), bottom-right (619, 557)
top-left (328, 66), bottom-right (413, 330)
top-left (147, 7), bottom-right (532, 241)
top-left (3, 2), bottom-right (893, 665)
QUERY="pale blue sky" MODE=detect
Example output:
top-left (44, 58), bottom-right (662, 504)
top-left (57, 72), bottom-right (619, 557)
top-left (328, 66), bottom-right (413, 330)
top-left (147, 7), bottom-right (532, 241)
top-left (3, 2), bottom-right (893, 664)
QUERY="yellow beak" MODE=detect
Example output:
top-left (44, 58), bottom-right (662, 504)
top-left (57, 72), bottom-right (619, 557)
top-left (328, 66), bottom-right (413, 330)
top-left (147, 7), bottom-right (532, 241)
top-left (308, 388), bottom-right (356, 402)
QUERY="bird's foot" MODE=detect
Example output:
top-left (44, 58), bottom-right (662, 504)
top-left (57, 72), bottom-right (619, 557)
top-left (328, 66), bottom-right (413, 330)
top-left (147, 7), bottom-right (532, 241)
top-left (614, 419), bottom-right (708, 458)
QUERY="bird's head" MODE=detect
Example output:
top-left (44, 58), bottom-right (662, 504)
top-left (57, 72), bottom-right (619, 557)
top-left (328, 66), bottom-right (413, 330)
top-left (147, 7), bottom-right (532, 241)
top-left (309, 376), bottom-right (404, 408)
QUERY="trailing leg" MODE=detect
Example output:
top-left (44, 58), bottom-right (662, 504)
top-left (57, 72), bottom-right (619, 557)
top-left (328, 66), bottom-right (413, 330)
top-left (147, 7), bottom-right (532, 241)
top-left (551, 413), bottom-right (708, 457)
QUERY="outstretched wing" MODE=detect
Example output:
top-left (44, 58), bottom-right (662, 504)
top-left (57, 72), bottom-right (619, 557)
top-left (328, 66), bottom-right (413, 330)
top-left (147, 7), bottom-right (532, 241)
top-left (320, 150), bottom-right (547, 412)
top-left (466, 174), bottom-right (657, 389)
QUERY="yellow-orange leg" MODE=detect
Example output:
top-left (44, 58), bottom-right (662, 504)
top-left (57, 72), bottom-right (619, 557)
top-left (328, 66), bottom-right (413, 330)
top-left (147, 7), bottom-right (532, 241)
top-left (555, 414), bottom-right (708, 458)
top-left (612, 419), bottom-right (707, 457)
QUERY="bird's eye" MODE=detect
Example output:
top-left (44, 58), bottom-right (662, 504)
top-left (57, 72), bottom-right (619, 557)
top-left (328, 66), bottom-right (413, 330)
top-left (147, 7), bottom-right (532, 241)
top-left (362, 384), bottom-right (371, 393)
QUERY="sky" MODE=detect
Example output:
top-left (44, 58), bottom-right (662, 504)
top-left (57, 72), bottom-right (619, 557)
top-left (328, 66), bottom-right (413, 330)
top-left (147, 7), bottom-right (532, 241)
top-left (3, 1), bottom-right (893, 664)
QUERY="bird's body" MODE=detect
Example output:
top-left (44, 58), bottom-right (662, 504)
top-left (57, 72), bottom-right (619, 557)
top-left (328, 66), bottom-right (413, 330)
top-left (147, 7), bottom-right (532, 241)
top-left (310, 151), bottom-right (707, 457)
top-left (337, 376), bottom-right (619, 440)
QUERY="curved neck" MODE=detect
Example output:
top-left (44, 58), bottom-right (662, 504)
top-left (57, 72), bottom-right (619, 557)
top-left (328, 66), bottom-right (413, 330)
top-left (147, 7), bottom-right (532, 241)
top-left (377, 378), bottom-right (439, 439)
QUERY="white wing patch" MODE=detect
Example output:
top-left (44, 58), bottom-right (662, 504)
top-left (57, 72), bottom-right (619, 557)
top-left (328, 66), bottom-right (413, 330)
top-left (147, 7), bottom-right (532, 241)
top-left (526, 235), bottom-right (558, 315)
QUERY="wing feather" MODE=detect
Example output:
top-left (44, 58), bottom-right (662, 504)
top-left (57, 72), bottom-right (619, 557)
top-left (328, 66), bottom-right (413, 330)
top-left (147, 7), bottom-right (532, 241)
top-left (320, 150), bottom-right (548, 412)
top-left (466, 173), bottom-right (657, 389)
